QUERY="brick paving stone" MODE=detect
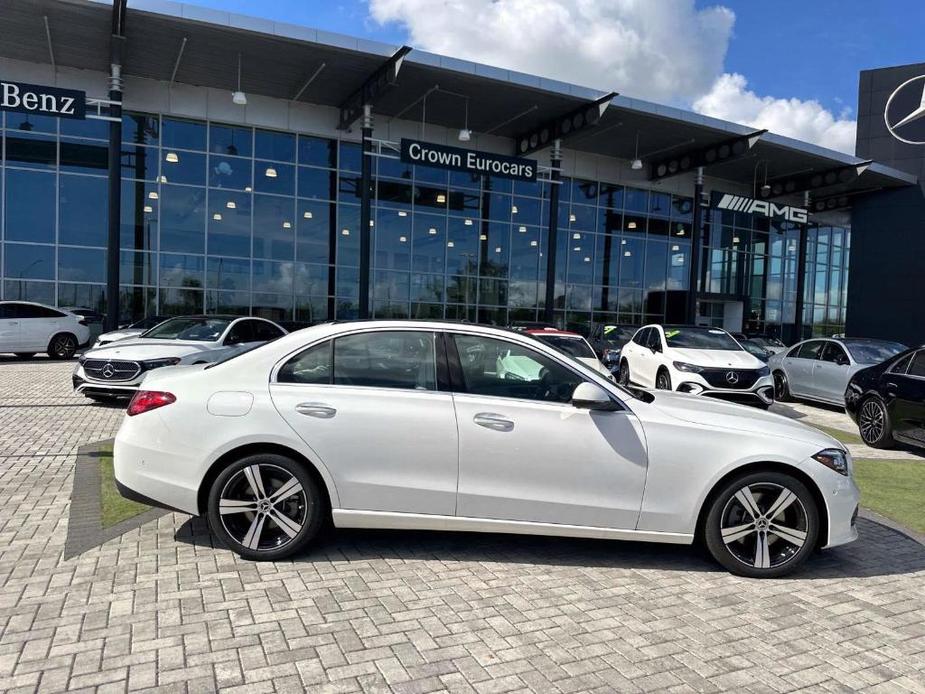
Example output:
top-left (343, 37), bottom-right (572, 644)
top-left (0, 359), bottom-right (923, 692)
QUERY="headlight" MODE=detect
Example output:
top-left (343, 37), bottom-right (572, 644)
top-left (142, 357), bottom-right (182, 370)
top-left (756, 365), bottom-right (770, 377)
top-left (673, 361), bottom-right (704, 373)
top-left (812, 448), bottom-right (849, 476)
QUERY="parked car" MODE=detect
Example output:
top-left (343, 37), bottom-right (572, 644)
top-left (73, 315), bottom-right (287, 401)
top-left (845, 347), bottom-right (925, 449)
top-left (114, 320), bottom-right (858, 577)
top-left (94, 315), bottom-right (171, 348)
top-left (620, 324), bottom-right (774, 408)
top-left (748, 336), bottom-right (788, 355)
top-left (524, 328), bottom-right (614, 379)
top-left (0, 301), bottom-right (91, 359)
top-left (740, 339), bottom-right (773, 363)
top-left (769, 337), bottom-right (908, 407)
top-left (587, 323), bottom-right (637, 371)
top-left (63, 307), bottom-right (106, 345)
top-left (508, 321), bottom-right (556, 332)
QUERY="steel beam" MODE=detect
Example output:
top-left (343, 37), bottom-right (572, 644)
top-left (649, 130), bottom-right (765, 182)
top-left (337, 46), bottom-right (412, 131)
top-left (758, 162), bottom-right (873, 199)
top-left (513, 92), bottom-right (616, 157)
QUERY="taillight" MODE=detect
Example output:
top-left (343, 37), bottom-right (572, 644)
top-left (127, 390), bottom-right (176, 416)
top-left (78, 318), bottom-right (88, 326)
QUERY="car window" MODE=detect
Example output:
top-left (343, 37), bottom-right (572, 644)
top-left (253, 320), bottom-right (285, 342)
top-left (532, 334), bottom-right (596, 359)
top-left (890, 352), bottom-right (915, 375)
top-left (19, 304), bottom-right (64, 319)
top-left (225, 321), bottom-right (255, 345)
top-left (909, 351), bottom-right (925, 378)
top-left (820, 342), bottom-right (848, 364)
top-left (333, 331), bottom-right (436, 390)
top-left (842, 339), bottom-right (908, 365)
top-left (663, 327), bottom-right (740, 350)
top-left (647, 329), bottom-right (663, 351)
top-left (0, 305), bottom-right (13, 319)
top-left (795, 341), bottom-right (825, 359)
top-left (277, 340), bottom-right (333, 384)
top-left (453, 334), bottom-right (583, 404)
top-left (632, 328), bottom-right (649, 346)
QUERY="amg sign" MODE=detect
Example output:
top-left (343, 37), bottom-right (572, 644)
top-left (0, 79), bottom-right (86, 119)
top-left (711, 192), bottom-right (808, 223)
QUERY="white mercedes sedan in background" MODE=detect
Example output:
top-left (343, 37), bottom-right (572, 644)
top-left (114, 321), bottom-right (859, 578)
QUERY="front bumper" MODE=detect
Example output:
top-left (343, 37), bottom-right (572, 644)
top-left (73, 365), bottom-right (144, 398)
top-left (798, 455), bottom-right (860, 549)
top-left (675, 374), bottom-right (775, 406)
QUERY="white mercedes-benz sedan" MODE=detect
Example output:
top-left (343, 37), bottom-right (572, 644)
top-left (114, 320), bottom-right (859, 578)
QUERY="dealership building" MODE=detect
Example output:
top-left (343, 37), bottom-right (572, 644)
top-left (0, 0), bottom-right (921, 343)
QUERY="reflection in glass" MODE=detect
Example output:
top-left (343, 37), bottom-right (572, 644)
top-left (4, 169), bottom-right (56, 242)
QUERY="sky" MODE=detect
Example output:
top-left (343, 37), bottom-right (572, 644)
top-left (185, 0), bottom-right (925, 154)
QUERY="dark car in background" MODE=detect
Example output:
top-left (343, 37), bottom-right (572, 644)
top-left (587, 324), bottom-right (637, 372)
top-left (739, 339), bottom-right (773, 363)
top-left (845, 347), bottom-right (925, 450)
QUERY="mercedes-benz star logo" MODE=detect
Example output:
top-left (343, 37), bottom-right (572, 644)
top-left (725, 371), bottom-right (739, 385)
top-left (885, 74), bottom-right (925, 145)
top-left (101, 363), bottom-right (116, 379)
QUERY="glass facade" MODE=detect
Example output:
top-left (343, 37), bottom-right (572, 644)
top-left (0, 110), bottom-right (849, 336)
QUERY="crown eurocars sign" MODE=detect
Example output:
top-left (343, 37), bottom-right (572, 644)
top-left (400, 138), bottom-right (536, 182)
top-left (711, 192), bottom-right (808, 223)
top-left (1, 79), bottom-right (86, 120)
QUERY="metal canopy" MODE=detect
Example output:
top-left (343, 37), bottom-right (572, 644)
top-left (757, 162), bottom-right (872, 199)
top-left (647, 130), bottom-right (765, 182)
top-left (337, 45), bottom-right (412, 130)
top-left (0, 0), bottom-right (915, 201)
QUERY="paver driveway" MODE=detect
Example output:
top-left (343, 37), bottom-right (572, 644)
top-left (1, 358), bottom-right (925, 693)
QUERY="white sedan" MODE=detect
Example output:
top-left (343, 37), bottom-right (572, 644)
top-left (114, 320), bottom-right (859, 578)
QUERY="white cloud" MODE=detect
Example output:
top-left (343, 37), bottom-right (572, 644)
top-left (368, 0), bottom-right (857, 153)
top-left (693, 73), bottom-right (857, 154)
top-left (369, 0), bottom-right (735, 104)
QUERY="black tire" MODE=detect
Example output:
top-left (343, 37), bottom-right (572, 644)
top-left (858, 396), bottom-right (895, 449)
top-left (655, 368), bottom-right (672, 391)
top-left (704, 470), bottom-right (819, 578)
top-left (14, 353), bottom-right (35, 359)
top-left (772, 370), bottom-right (792, 402)
top-left (618, 359), bottom-right (631, 387)
top-left (47, 333), bottom-right (78, 360)
top-left (206, 453), bottom-right (326, 561)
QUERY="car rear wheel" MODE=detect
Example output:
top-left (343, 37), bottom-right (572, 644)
top-left (618, 359), bottom-right (631, 387)
top-left (858, 397), bottom-right (895, 449)
top-left (704, 471), bottom-right (819, 578)
top-left (772, 370), bottom-right (792, 402)
top-left (48, 333), bottom-right (78, 360)
top-left (655, 368), bottom-right (672, 390)
top-left (207, 453), bottom-right (326, 561)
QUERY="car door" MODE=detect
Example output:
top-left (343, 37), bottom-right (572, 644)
top-left (889, 350), bottom-right (925, 445)
top-left (785, 340), bottom-right (824, 398)
top-left (19, 304), bottom-right (62, 351)
top-left (0, 304), bottom-right (24, 351)
top-left (269, 329), bottom-right (459, 516)
top-left (813, 342), bottom-right (852, 404)
top-left (449, 331), bottom-right (648, 530)
top-left (627, 327), bottom-right (656, 387)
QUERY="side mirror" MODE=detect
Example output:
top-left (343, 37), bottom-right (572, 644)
top-left (572, 382), bottom-right (620, 411)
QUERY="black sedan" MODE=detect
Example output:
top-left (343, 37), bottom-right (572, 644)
top-left (845, 347), bottom-right (925, 449)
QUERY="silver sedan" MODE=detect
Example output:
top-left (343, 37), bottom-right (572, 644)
top-left (769, 337), bottom-right (907, 406)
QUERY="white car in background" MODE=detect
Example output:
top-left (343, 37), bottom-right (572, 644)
top-left (73, 315), bottom-right (286, 401)
top-left (0, 301), bottom-right (91, 359)
top-left (94, 315), bottom-right (171, 348)
top-left (620, 325), bottom-right (774, 408)
top-left (114, 320), bottom-right (858, 578)
top-left (523, 328), bottom-right (615, 380)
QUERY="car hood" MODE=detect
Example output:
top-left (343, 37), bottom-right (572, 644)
top-left (83, 339), bottom-right (220, 361)
top-left (669, 348), bottom-right (764, 369)
top-left (647, 391), bottom-right (840, 449)
top-left (97, 329), bottom-right (143, 342)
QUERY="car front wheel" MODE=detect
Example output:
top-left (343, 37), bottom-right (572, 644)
top-left (48, 333), bottom-right (78, 360)
top-left (772, 370), bottom-right (791, 402)
top-left (618, 359), bottom-right (631, 387)
top-left (858, 397), bottom-right (895, 449)
top-left (207, 453), bottom-right (326, 561)
top-left (704, 471), bottom-right (819, 578)
top-left (655, 369), bottom-right (672, 390)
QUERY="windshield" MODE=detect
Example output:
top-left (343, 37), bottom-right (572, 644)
top-left (600, 325), bottom-right (635, 345)
top-left (142, 318), bottom-right (231, 342)
top-left (741, 341), bottom-right (767, 357)
top-left (130, 316), bottom-right (167, 330)
top-left (533, 334), bottom-right (596, 359)
top-left (663, 327), bottom-right (741, 351)
top-left (752, 337), bottom-right (785, 348)
top-left (843, 339), bottom-right (908, 365)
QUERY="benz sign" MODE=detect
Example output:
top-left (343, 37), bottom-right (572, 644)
top-left (884, 74), bottom-right (925, 145)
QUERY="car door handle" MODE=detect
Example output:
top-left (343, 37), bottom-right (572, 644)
top-left (295, 402), bottom-right (337, 419)
top-left (473, 413), bottom-right (514, 432)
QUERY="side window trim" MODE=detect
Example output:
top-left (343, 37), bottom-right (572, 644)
top-left (889, 352), bottom-right (913, 376)
top-left (906, 350), bottom-right (925, 378)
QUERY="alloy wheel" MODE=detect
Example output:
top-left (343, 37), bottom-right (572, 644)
top-left (773, 371), bottom-right (788, 400)
top-left (859, 399), bottom-right (885, 444)
top-left (719, 482), bottom-right (808, 570)
top-left (656, 371), bottom-right (671, 390)
top-left (52, 334), bottom-right (77, 359)
top-left (218, 463), bottom-right (307, 552)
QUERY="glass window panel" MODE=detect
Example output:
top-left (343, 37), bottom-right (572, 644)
top-left (3, 280), bottom-right (55, 304)
top-left (414, 184), bottom-right (449, 212)
top-left (120, 250), bottom-right (155, 287)
top-left (414, 164), bottom-right (447, 186)
top-left (509, 225), bottom-right (540, 281)
top-left (667, 242), bottom-right (690, 290)
top-left (480, 222), bottom-right (510, 277)
top-left (293, 262), bottom-right (328, 296)
top-left (338, 141), bottom-right (362, 172)
top-left (208, 190), bottom-right (252, 258)
top-left (298, 135), bottom-right (337, 168)
top-left (209, 124), bottom-right (252, 157)
top-left (623, 187), bottom-right (648, 213)
top-left (161, 118), bottom-right (206, 151)
top-left (58, 246), bottom-right (105, 283)
top-left (4, 243), bottom-right (55, 280)
top-left (513, 177), bottom-right (541, 198)
top-left (255, 130), bottom-right (295, 162)
top-left (644, 240), bottom-right (668, 290)
top-left (374, 208), bottom-right (412, 271)
top-left (447, 189), bottom-right (481, 218)
top-left (671, 195), bottom-right (693, 221)
top-left (566, 232), bottom-right (594, 284)
top-left (253, 259), bottom-right (294, 294)
top-left (411, 213), bottom-right (446, 275)
top-left (336, 266), bottom-right (359, 298)
top-left (336, 205), bottom-right (360, 266)
top-left (623, 213), bottom-right (645, 234)
top-left (120, 180), bottom-right (159, 251)
top-left (160, 185), bottom-right (206, 254)
top-left (298, 166), bottom-right (336, 200)
top-left (377, 180), bottom-right (413, 208)
top-left (57, 283), bottom-right (105, 312)
top-left (4, 134), bottom-right (56, 169)
top-left (378, 154), bottom-right (412, 180)
top-left (485, 192), bottom-right (512, 222)
top-left (7, 113), bottom-right (57, 133)
top-left (59, 139), bottom-right (108, 174)
top-left (255, 162), bottom-right (294, 195)
top-left (647, 217), bottom-right (669, 237)
top-left (570, 179), bottom-right (599, 205)
top-left (445, 275), bottom-right (476, 306)
top-left (160, 287), bottom-right (204, 314)
top-left (372, 270), bottom-right (410, 303)
top-left (446, 218), bottom-right (480, 275)
top-left (295, 296), bottom-right (328, 323)
top-left (479, 277), bottom-right (508, 306)
top-left (121, 144), bottom-right (158, 181)
top-left (59, 175), bottom-right (108, 247)
top-left (296, 200), bottom-right (332, 265)
top-left (410, 273), bottom-right (444, 302)
top-left (4, 169), bottom-right (56, 243)
top-left (566, 284), bottom-right (592, 311)
top-left (161, 150), bottom-right (206, 186)
top-left (60, 117), bottom-right (109, 140)
top-left (122, 112), bottom-right (159, 145)
top-left (207, 290), bottom-right (251, 315)
top-left (338, 173), bottom-right (362, 203)
top-left (511, 196), bottom-right (541, 227)
top-left (251, 293), bottom-right (292, 321)
top-left (253, 194), bottom-right (295, 260)
top-left (159, 253), bottom-right (203, 288)
top-left (619, 237), bottom-right (645, 287)
top-left (209, 155), bottom-right (252, 191)
top-left (594, 233), bottom-right (621, 287)
top-left (648, 191), bottom-right (671, 216)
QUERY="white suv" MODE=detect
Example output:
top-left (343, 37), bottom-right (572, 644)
top-left (620, 324), bottom-right (774, 408)
top-left (0, 301), bottom-right (91, 359)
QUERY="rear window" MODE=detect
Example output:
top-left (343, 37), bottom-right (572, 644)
top-left (532, 334), bottom-right (596, 359)
top-left (663, 327), bottom-right (740, 351)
